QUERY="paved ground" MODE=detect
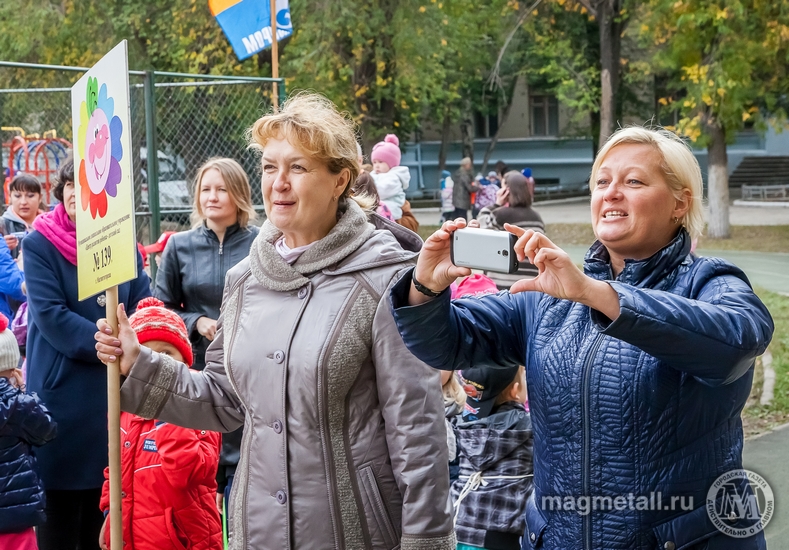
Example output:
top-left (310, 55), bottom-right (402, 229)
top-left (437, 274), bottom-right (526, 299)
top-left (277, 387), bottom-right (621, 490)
top-left (743, 425), bottom-right (789, 548)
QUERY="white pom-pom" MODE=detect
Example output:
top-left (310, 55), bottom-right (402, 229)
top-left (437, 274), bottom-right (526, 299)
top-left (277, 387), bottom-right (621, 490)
top-left (384, 134), bottom-right (399, 146)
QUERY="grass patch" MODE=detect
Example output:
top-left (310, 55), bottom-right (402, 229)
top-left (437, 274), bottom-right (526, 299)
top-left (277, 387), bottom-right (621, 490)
top-left (743, 288), bottom-right (789, 437)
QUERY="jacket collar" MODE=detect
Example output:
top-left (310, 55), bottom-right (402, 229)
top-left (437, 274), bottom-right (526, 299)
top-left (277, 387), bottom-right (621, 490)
top-left (584, 228), bottom-right (692, 288)
top-left (2, 207), bottom-right (29, 228)
top-left (200, 221), bottom-right (242, 242)
top-left (250, 200), bottom-right (376, 291)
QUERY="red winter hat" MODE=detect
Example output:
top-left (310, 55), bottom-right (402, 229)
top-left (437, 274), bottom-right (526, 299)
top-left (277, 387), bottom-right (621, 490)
top-left (129, 297), bottom-right (193, 366)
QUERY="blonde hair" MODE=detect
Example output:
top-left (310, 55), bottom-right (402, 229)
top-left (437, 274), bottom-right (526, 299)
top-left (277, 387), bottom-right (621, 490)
top-left (191, 157), bottom-right (257, 228)
top-left (589, 126), bottom-right (704, 241)
top-left (442, 372), bottom-right (467, 409)
top-left (249, 92), bottom-right (374, 210)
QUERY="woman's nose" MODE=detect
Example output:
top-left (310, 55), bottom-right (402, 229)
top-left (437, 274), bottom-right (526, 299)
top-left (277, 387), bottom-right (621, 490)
top-left (272, 171), bottom-right (289, 191)
top-left (603, 180), bottom-right (623, 200)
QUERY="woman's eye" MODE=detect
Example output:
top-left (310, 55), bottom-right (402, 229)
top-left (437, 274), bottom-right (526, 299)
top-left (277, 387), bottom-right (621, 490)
top-left (627, 179), bottom-right (644, 186)
top-left (596, 180), bottom-right (609, 187)
top-left (292, 164), bottom-right (306, 172)
top-left (263, 164), bottom-right (276, 172)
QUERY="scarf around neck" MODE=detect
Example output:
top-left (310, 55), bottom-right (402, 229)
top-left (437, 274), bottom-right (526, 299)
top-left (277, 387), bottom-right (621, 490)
top-left (33, 203), bottom-right (77, 265)
top-left (249, 200), bottom-right (374, 291)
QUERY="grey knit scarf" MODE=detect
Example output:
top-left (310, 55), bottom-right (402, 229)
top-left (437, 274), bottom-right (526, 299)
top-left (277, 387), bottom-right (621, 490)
top-left (249, 200), bottom-right (375, 292)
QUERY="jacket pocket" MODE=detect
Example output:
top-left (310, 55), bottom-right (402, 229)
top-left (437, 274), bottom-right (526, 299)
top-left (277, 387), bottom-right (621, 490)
top-left (652, 503), bottom-right (765, 550)
top-left (164, 507), bottom-right (190, 550)
top-left (357, 464), bottom-right (399, 549)
top-left (523, 493), bottom-right (548, 548)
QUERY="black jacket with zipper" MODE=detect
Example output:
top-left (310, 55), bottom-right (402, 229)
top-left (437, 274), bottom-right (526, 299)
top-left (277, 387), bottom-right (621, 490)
top-left (155, 222), bottom-right (259, 370)
top-left (154, 222), bottom-right (258, 491)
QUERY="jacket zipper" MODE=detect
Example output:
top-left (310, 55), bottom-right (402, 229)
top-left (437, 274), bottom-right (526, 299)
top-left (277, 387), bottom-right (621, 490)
top-left (581, 333), bottom-right (604, 550)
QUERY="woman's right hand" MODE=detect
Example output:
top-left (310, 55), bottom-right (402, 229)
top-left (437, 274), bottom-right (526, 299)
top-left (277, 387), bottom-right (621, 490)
top-left (409, 218), bottom-right (475, 305)
top-left (196, 316), bottom-right (218, 341)
top-left (95, 304), bottom-right (141, 376)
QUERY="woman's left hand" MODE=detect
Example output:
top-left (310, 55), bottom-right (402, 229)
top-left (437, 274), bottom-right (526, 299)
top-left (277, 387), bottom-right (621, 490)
top-left (505, 225), bottom-right (589, 300)
top-left (504, 225), bottom-right (621, 320)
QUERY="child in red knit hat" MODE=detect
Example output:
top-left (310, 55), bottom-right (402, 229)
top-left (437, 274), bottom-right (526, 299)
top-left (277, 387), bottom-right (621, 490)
top-left (98, 298), bottom-right (222, 550)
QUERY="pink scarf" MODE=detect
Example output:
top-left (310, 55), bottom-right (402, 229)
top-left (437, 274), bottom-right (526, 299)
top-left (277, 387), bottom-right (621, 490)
top-left (33, 204), bottom-right (77, 265)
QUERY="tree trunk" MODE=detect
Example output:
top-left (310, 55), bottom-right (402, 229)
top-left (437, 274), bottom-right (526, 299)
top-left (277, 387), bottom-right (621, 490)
top-left (481, 81), bottom-right (517, 174)
top-left (437, 110), bottom-right (452, 173)
top-left (460, 99), bottom-right (475, 165)
top-left (706, 121), bottom-right (730, 239)
top-left (597, 0), bottom-right (621, 149)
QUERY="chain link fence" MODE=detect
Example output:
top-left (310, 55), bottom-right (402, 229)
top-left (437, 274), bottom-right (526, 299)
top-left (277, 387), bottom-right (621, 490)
top-left (0, 62), bottom-right (281, 277)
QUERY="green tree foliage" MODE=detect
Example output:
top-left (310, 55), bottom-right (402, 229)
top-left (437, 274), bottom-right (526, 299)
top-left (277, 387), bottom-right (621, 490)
top-left (642, 0), bottom-right (789, 237)
top-left (282, 0), bottom-right (524, 153)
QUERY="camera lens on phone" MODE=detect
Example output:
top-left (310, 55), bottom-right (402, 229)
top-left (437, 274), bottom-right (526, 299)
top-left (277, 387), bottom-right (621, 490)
top-left (501, 250), bottom-right (508, 256)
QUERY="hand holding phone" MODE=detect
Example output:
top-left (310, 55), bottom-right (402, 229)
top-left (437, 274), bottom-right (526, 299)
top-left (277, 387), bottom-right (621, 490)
top-left (450, 228), bottom-right (519, 274)
top-left (411, 218), bottom-right (478, 302)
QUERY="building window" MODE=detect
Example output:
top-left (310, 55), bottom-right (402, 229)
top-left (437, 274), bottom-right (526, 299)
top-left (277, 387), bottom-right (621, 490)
top-left (531, 95), bottom-right (559, 136)
top-left (474, 111), bottom-right (499, 138)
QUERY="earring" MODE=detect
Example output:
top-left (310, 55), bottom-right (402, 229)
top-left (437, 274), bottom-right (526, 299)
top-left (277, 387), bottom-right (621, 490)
top-left (673, 216), bottom-right (680, 224)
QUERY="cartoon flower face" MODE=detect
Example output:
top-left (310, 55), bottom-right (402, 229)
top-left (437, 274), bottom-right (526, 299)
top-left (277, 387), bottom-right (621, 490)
top-left (86, 108), bottom-right (111, 194)
top-left (77, 77), bottom-right (123, 219)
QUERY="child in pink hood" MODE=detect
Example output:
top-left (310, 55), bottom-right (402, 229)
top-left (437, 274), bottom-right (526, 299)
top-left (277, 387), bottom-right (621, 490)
top-left (370, 134), bottom-right (410, 220)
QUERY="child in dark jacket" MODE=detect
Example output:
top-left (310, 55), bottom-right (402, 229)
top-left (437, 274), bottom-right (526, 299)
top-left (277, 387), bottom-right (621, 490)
top-left (0, 313), bottom-right (57, 549)
top-left (454, 364), bottom-right (533, 550)
top-left (99, 298), bottom-right (222, 550)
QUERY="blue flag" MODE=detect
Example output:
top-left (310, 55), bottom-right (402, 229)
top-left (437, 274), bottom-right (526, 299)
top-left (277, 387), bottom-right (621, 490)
top-left (209, 0), bottom-right (293, 61)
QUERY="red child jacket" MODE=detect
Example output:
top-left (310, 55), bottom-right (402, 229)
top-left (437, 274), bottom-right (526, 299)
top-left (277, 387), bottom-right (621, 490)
top-left (100, 412), bottom-right (222, 550)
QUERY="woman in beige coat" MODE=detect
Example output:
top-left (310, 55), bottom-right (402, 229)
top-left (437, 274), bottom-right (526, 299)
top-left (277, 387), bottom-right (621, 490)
top-left (95, 94), bottom-right (455, 550)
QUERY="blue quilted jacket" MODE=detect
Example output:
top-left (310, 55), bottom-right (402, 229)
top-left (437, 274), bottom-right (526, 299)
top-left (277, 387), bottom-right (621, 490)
top-left (0, 378), bottom-right (57, 532)
top-left (390, 230), bottom-right (773, 550)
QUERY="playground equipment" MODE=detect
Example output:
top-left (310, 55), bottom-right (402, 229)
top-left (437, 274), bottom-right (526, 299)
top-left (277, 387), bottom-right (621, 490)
top-left (2, 127), bottom-right (72, 205)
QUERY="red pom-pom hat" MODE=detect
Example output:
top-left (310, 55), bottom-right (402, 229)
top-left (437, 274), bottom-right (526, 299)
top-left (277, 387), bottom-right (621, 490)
top-left (129, 297), bottom-right (193, 367)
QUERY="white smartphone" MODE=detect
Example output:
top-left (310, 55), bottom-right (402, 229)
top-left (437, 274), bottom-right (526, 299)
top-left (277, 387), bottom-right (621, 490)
top-left (450, 228), bottom-right (519, 274)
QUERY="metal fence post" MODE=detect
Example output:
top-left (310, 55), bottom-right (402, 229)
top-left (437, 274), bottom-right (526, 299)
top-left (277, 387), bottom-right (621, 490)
top-left (278, 78), bottom-right (286, 108)
top-left (144, 70), bottom-right (161, 282)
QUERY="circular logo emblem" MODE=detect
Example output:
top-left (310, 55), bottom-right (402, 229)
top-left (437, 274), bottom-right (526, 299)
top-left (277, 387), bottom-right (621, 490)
top-left (96, 294), bottom-right (107, 307)
top-left (706, 469), bottom-right (774, 538)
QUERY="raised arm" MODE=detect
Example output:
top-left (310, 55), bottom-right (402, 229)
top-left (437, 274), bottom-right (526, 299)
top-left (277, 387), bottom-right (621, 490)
top-left (96, 278), bottom-right (245, 433)
top-left (594, 262), bottom-right (773, 386)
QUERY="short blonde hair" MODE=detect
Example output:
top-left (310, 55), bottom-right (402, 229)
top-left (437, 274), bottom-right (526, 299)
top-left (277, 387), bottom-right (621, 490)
top-left (249, 92), bottom-right (366, 206)
top-left (589, 126), bottom-right (704, 241)
top-left (191, 157), bottom-right (257, 228)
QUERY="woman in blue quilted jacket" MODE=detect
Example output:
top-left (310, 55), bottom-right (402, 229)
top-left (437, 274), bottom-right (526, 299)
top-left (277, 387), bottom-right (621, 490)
top-left (390, 126), bottom-right (774, 550)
